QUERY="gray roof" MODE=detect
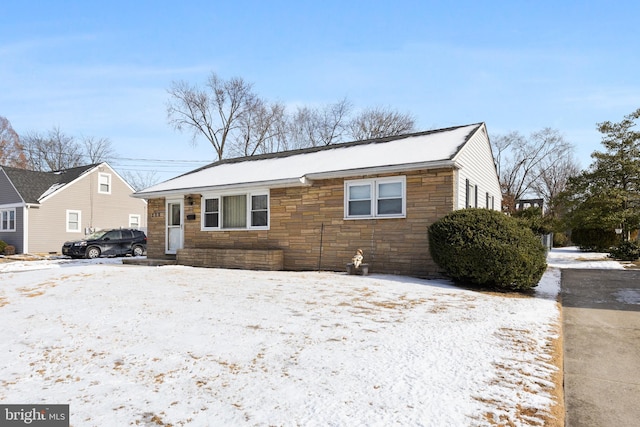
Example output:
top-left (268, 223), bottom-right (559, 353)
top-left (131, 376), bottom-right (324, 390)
top-left (1, 164), bottom-right (100, 203)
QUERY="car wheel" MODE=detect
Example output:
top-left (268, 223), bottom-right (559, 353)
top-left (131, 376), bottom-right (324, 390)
top-left (132, 245), bottom-right (144, 257)
top-left (86, 246), bottom-right (101, 259)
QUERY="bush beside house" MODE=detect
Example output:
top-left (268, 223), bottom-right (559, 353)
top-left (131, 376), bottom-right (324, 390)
top-left (428, 209), bottom-right (547, 291)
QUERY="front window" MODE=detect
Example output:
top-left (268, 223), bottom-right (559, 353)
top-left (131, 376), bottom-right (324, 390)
top-left (222, 195), bottom-right (247, 228)
top-left (66, 210), bottom-right (81, 232)
top-left (377, 181), bottom-right (403, 215)
top-left (251, 195), bottom-right (268, 227)
top-left (348, 184), bottom-right (372, 216)
top-left (202, 191), bottom-right (269, 230)
top-left (204, 198), bottom-right (219, 228)
top-left (98, 173), bottom-right (111, 194)
top-left (345, 177), bottom-right (406, 219)
top-left (0, 209), bottom-right (16, 231)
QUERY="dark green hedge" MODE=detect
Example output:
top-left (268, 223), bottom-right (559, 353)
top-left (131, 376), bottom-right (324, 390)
top-left (608, 241), bottom-right (640, 261)
top-left (571, 228), bottom-right (619, 252)
top-left (428, 209), bottom-right (547, 291)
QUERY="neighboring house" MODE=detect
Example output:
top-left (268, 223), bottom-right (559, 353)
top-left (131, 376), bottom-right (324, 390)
top-left (515, 198), bottom-right (544, 211)
top-left (133, 123), bottom-right (501, 277)
top-left (515, 198), bottom-right (553, 250)
top-left (0, 162), bottom-right (147, 254)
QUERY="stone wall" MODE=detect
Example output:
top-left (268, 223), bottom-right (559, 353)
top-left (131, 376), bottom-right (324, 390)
top-left (177, 248), bottom-right (284, 270)
top-left (146, 197), bottom-right (170, 259)
top-left (145, 168), bottom-right (455, 277)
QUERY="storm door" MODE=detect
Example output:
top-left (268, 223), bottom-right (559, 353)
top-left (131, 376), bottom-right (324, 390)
top-left (166, 200), bottom-right (184, 254)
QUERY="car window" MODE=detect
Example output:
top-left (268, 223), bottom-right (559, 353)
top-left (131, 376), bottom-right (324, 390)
top-left (86, 230), bottom-right (108, 240)
top-left (103, 230), bottom-right (122, 240)
top-left (121, 230), bottom-right (134, 239)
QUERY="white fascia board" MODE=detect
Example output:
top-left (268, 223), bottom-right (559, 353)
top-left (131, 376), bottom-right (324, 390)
top-left (305, 160), bottom-right (460, 180)
top-left (132, 177), bottom-right (311, 199)
top-left (0, 202), bottom-right (27, 209)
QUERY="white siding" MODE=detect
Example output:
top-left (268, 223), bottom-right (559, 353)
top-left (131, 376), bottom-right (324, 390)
top-left (453, 125), bottom-right (502, 211)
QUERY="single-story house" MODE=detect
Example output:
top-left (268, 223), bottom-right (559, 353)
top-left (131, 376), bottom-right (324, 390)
top-left (133, 123), bottom-right (501, 277)
top-left (0, 162), bottom-right (147, 254)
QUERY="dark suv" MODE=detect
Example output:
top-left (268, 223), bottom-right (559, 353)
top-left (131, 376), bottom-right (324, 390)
top-left (62, 229), bottom-right (147, 259)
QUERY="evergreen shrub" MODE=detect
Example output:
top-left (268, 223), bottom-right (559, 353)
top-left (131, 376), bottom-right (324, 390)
top-left (0, 240), bottom-right (6, 254)
top-left (428, 209), bottom-right (547, 291)
top-left (553, 232), bottom-right (569, 247)
top-left (608, 240), bottom-right (640, 261)
top-left (571, 228), bottom-right (619, 252)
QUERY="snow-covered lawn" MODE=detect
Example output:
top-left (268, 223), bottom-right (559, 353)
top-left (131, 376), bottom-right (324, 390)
top-left (0, 249), bottom-right (622, 426)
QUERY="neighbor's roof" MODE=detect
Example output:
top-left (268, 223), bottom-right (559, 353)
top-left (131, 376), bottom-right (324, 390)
top-left (135, 123), bottom-right (485, 198)
top-left (1, 164), bottom-right (100, 203)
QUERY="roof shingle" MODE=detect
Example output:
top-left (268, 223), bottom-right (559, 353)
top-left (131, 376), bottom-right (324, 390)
top-left (1, 164), bottom-right (100, 203)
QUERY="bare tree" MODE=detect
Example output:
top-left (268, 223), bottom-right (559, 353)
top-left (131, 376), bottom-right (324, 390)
top-left (121, 170), bottom-right (160, 191)
top-left (531, 153), bottom-right (580, 213)
top-left (0, 116), bottom-right (26, 167)
top-left (491, 128), bottom-right (573, 212)
top-left (315, 98), bottom-right (352, 146)
top-left (167, 73), bottom-right (256, 160)
top-left (288, 106), bottom-right (319, 149)
top-left (232, 98), bottom-right (286, 157)
top-left (287, 98), bottom-right (352, 148)
top-left (348, 107), bottom-right (416, 141)
top-left (82, 136), bottom-right (115, 164)
top-left (21, 126), bottom-right (83, 171)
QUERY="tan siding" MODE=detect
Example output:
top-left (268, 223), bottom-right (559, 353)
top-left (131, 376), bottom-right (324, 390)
top-left (28, 165), bottom-right (147, 254)
top-left (146, 168), bottom-right (455, 277)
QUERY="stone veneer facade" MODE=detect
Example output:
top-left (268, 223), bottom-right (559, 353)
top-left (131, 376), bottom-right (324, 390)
top-left (145, 168), bottom-right (455, 277)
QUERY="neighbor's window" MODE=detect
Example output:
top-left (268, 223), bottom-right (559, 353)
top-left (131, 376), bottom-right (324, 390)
top-left (129, 214), bottom-right (141, 229)
top-left (0, 209), bottom-right (16, 232)
top-left (345, 177), bottom-right (406, 219)
top-left (66, 210), bottom-right (81, 232)
top-left (202, 191), bottom-right (269, 230)
top-left (98, 173), bottom-right (111, 194)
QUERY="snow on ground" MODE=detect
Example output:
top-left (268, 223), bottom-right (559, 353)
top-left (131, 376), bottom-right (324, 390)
top-left (0, 249), bottom-right (623, 426)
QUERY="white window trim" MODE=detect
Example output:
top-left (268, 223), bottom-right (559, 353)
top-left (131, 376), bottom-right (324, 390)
top-left (129, 214), bottom-right (141, 229)
top-left (0, 208), bottom-right (16, 232)
top-left (66, 209), bottom-right (82, 233)
top-left (201, 189), bottom-right (270, 231)
top-left (98, 172), bottom-right (111, 194)
top-left (344, 176), bottom-right (406, 220)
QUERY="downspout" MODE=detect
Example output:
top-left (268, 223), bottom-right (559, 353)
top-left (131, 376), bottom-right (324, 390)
top-left (22, 204), bottom-right (28, 254)
top-left (89, 171), bottom-right (95, 233)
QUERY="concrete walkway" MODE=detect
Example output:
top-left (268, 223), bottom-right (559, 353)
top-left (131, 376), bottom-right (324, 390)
top-left (561, 269), bottom-right (640, 427)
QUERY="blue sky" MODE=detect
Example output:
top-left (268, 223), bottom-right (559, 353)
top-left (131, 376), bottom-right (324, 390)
top-left (1, 1), bottom-right (638, 182)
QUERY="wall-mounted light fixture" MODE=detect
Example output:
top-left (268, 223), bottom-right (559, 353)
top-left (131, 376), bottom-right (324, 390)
top-left (186, 196), bottom-right (194, 205)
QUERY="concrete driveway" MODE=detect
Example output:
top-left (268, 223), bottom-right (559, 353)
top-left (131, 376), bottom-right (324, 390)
top-left (561, 269), bottom-right (640, 427)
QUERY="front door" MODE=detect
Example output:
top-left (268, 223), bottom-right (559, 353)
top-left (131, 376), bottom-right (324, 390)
top-left (166, 200), bottom-right (183, 254)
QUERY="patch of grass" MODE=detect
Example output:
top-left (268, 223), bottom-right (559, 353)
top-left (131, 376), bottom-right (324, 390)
top-left (624, 260), bottom-right (640, 269)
